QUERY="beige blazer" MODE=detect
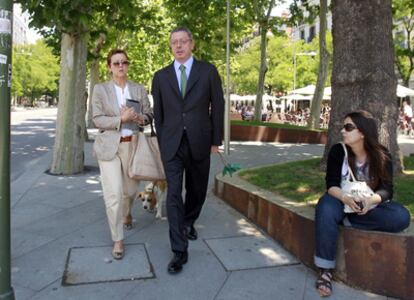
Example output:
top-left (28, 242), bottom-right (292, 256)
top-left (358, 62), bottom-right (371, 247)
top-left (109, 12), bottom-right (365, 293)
top-left (92, 80), bottom-right (152, 161)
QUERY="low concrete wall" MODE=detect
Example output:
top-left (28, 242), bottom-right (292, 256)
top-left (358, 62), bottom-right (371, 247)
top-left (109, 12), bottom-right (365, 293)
top-left (215, 173), bottom-right (414, 300)
top-left (231, 124), bottom-right (327, 144)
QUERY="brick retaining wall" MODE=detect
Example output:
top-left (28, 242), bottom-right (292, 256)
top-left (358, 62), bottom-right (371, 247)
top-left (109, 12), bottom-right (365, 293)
top-left (231, 124), bottom-right (327, 144)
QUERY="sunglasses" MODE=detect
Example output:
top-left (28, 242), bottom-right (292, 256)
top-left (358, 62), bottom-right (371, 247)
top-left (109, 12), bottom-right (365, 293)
top-left (343, 123), bottom-right (357, 132)
top-left (112, 60), bottom-right (129, 67)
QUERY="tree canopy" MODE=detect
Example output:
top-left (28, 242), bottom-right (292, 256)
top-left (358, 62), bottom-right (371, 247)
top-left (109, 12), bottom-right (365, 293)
top-left (12, 40), bottom-right (59, 105)
top-left (231, 32), bottom-right (332, 95)
top-left (392, 0), bottom-right (414, 86)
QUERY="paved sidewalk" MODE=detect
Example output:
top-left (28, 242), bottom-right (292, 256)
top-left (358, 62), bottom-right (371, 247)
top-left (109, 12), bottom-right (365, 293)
top-left (11, 135), bottom-right (411, 300)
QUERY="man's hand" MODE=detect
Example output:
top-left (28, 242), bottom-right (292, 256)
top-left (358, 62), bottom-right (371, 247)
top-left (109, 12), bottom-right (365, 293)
top-left (211, 145), bottom-right (220, 154)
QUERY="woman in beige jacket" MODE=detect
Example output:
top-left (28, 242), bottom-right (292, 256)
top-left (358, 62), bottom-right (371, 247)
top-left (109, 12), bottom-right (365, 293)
top-left (92, 49), bottom-right (152, 259)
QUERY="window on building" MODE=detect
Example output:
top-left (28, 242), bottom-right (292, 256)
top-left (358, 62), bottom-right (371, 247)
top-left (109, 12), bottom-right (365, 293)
top-left (308, 26), bottom-right (315, 42)
top-left (300, 30), bottom-right (305, 40)
top-left (395, 30), bottom-right (407, 49)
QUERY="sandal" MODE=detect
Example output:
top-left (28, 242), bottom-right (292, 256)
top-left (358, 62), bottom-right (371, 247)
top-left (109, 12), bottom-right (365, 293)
top-left (315, 269), bottom-right (333, 297)
top-left (123, 214), bottom-right (133, 230)
top-left (112, 241), bottom-right (124, 260)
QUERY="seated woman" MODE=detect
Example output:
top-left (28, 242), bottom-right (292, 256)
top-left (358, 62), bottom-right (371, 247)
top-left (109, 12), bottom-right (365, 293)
top-left (314, 110), bottom-right (411, 297)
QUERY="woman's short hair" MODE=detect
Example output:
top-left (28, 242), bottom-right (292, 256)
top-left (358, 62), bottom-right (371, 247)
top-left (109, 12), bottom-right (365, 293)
top-left (106, 49), bottom-right (129, 66)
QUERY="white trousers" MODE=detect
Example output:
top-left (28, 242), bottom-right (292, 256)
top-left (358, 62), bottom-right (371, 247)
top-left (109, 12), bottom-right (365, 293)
top-left (98, 141), bottom-right (137, 242)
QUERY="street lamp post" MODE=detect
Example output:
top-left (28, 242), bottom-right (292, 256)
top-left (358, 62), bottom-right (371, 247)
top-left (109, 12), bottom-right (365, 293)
top-left (0, 0), bottom-right (15, 299)
top-left (224, 0), bottom-right (230, 155)
top-left (292, 51), bottom-right (317, 110)
top-left (293, 51), bottom-right (317, 92)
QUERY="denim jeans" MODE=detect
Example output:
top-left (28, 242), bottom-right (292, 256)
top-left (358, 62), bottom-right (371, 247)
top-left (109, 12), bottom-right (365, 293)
top-left (314, 193), bottom-right (411, 269)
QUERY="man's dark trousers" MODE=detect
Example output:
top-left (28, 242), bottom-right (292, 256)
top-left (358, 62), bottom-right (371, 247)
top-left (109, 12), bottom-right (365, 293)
top-left (164, 132), bottom-right (210, 252)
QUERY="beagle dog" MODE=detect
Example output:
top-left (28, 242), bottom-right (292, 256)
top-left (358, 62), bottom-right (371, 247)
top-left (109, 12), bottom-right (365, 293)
top-left (137, 181), bottom-right (167, 219)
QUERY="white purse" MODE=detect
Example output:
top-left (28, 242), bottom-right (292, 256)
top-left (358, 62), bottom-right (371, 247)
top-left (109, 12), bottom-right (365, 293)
top-left (340, 143), bottom-right (377, 213)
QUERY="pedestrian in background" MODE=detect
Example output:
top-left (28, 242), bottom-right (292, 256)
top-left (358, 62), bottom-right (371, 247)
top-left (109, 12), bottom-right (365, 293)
top-left (403, 100), bottom-right (413, 135)
top-left (152, 27), bottom-right (224, 274)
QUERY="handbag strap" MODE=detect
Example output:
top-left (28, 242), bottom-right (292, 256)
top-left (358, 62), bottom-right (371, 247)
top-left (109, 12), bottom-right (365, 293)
top-left (340, 142), bottom-right (357, 182)
top-left (149, 120), bottom-right (156, 137)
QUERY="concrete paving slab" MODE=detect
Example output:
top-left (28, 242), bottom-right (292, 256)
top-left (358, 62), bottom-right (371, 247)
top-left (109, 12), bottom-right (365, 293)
top-left (12, 239), bottom-right (69, 290)
top-left (29, 279), bottom-right (137, 300)
top-left (35, 187), bottom-right (101, 209)
top-left (12, 282), bottom-right (37, 300)
top-left (11, 229), bottom-right (55, 259)
top-left (205, 234), bottom-right (299, 271)
top-left (62, 244), bottom-right (154, 285)
top-left (11, 217), bottom-right (145, 292)
top-left (22, 199), bottom-right (106, 240)
top-left (37, 172), bottom-right (102, 192)
top-left (11, 151), bottom-right (52, 208)
top-left (12, 211), bottom-right (111, 290)
top-left (126, 218), bottom-right (168, 245)
top-left (197, 192), bottom-right (265, 239)
top-left (123, 243), bottom-right (228, 300)
top-left (11, 202), bottom-right (64, 229)
top-left (216, 264), bottom-right (308, 300)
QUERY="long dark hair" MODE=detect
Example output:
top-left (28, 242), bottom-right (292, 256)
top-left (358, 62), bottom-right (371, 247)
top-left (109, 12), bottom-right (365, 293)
top-left (345, 110), bottom-right (390, 189)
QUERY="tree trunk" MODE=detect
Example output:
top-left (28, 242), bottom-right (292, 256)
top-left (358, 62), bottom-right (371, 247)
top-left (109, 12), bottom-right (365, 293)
top-left (50, 33), bottom-right (88, 175)
top-left (87, 33), bottom-right (106, 129)
top-left (254, 24), bottom-right (268, 121)
top-left (253, 0), bottom-right (275, 122)
top-left (307, 0), bottom-right (330, 129)
top-left (87, 59), bottom-right (100, 129)
top-left (323, 0), bottom-right (400, 172)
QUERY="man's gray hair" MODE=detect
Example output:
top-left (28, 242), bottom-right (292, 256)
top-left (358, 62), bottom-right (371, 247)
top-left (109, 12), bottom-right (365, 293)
top-left (170, 27), bottom-right (193, 40)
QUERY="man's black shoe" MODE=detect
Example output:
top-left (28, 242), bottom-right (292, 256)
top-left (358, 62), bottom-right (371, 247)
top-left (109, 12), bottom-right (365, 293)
top-left (186, 226), bottom-right (198, 240)
top-left (167, 251), bottom-right (188, 274)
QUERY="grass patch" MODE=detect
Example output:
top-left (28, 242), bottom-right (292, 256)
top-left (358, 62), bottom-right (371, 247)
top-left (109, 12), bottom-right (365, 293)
top-left (240, 157), bottom-right (414, 215)
top-left (394, 157), bottom-right (414, 215)
top-left (231, 120), bottom-right (326, 132)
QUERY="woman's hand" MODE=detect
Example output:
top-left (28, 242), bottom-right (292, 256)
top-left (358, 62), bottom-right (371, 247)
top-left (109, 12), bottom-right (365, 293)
top-left (357, 194), bottom-right (380, 215)
top-left (120, 106), bottom-right (137, 123)
top-left (341, 193), bottom-right (363, 213)
top-left (134, 114), bottom-right (147, 125)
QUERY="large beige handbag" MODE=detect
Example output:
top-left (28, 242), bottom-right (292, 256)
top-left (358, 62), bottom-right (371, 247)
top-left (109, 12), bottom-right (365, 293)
top-left (128, 123), bottom-right (166, 181)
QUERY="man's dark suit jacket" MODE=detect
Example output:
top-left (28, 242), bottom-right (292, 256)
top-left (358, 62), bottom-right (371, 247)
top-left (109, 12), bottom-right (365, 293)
top-left (152, 59), bottom-right (224, 161)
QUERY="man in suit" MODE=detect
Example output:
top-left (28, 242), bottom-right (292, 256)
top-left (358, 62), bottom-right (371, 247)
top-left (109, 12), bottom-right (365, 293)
top-left (152, 27), bottom-right (224, 274)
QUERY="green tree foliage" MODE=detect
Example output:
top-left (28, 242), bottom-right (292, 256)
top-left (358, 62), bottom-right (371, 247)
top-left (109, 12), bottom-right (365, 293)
top-left (17, 0), bottom-right (154, 174)
top-left (288, 0), bottom-right (320, 27)
top-left (12, 40), bottom-right (59, 105)
top-left (250, 0), bottom-right (279, 121)
top-left (162, 0), bottom-right (256, 69)
top-left (392, 0), bottom-right (414, 86)
top-left (232, 33), bottom-right (332, 95)
top-left (104, 0), bottom-right (173, 88)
